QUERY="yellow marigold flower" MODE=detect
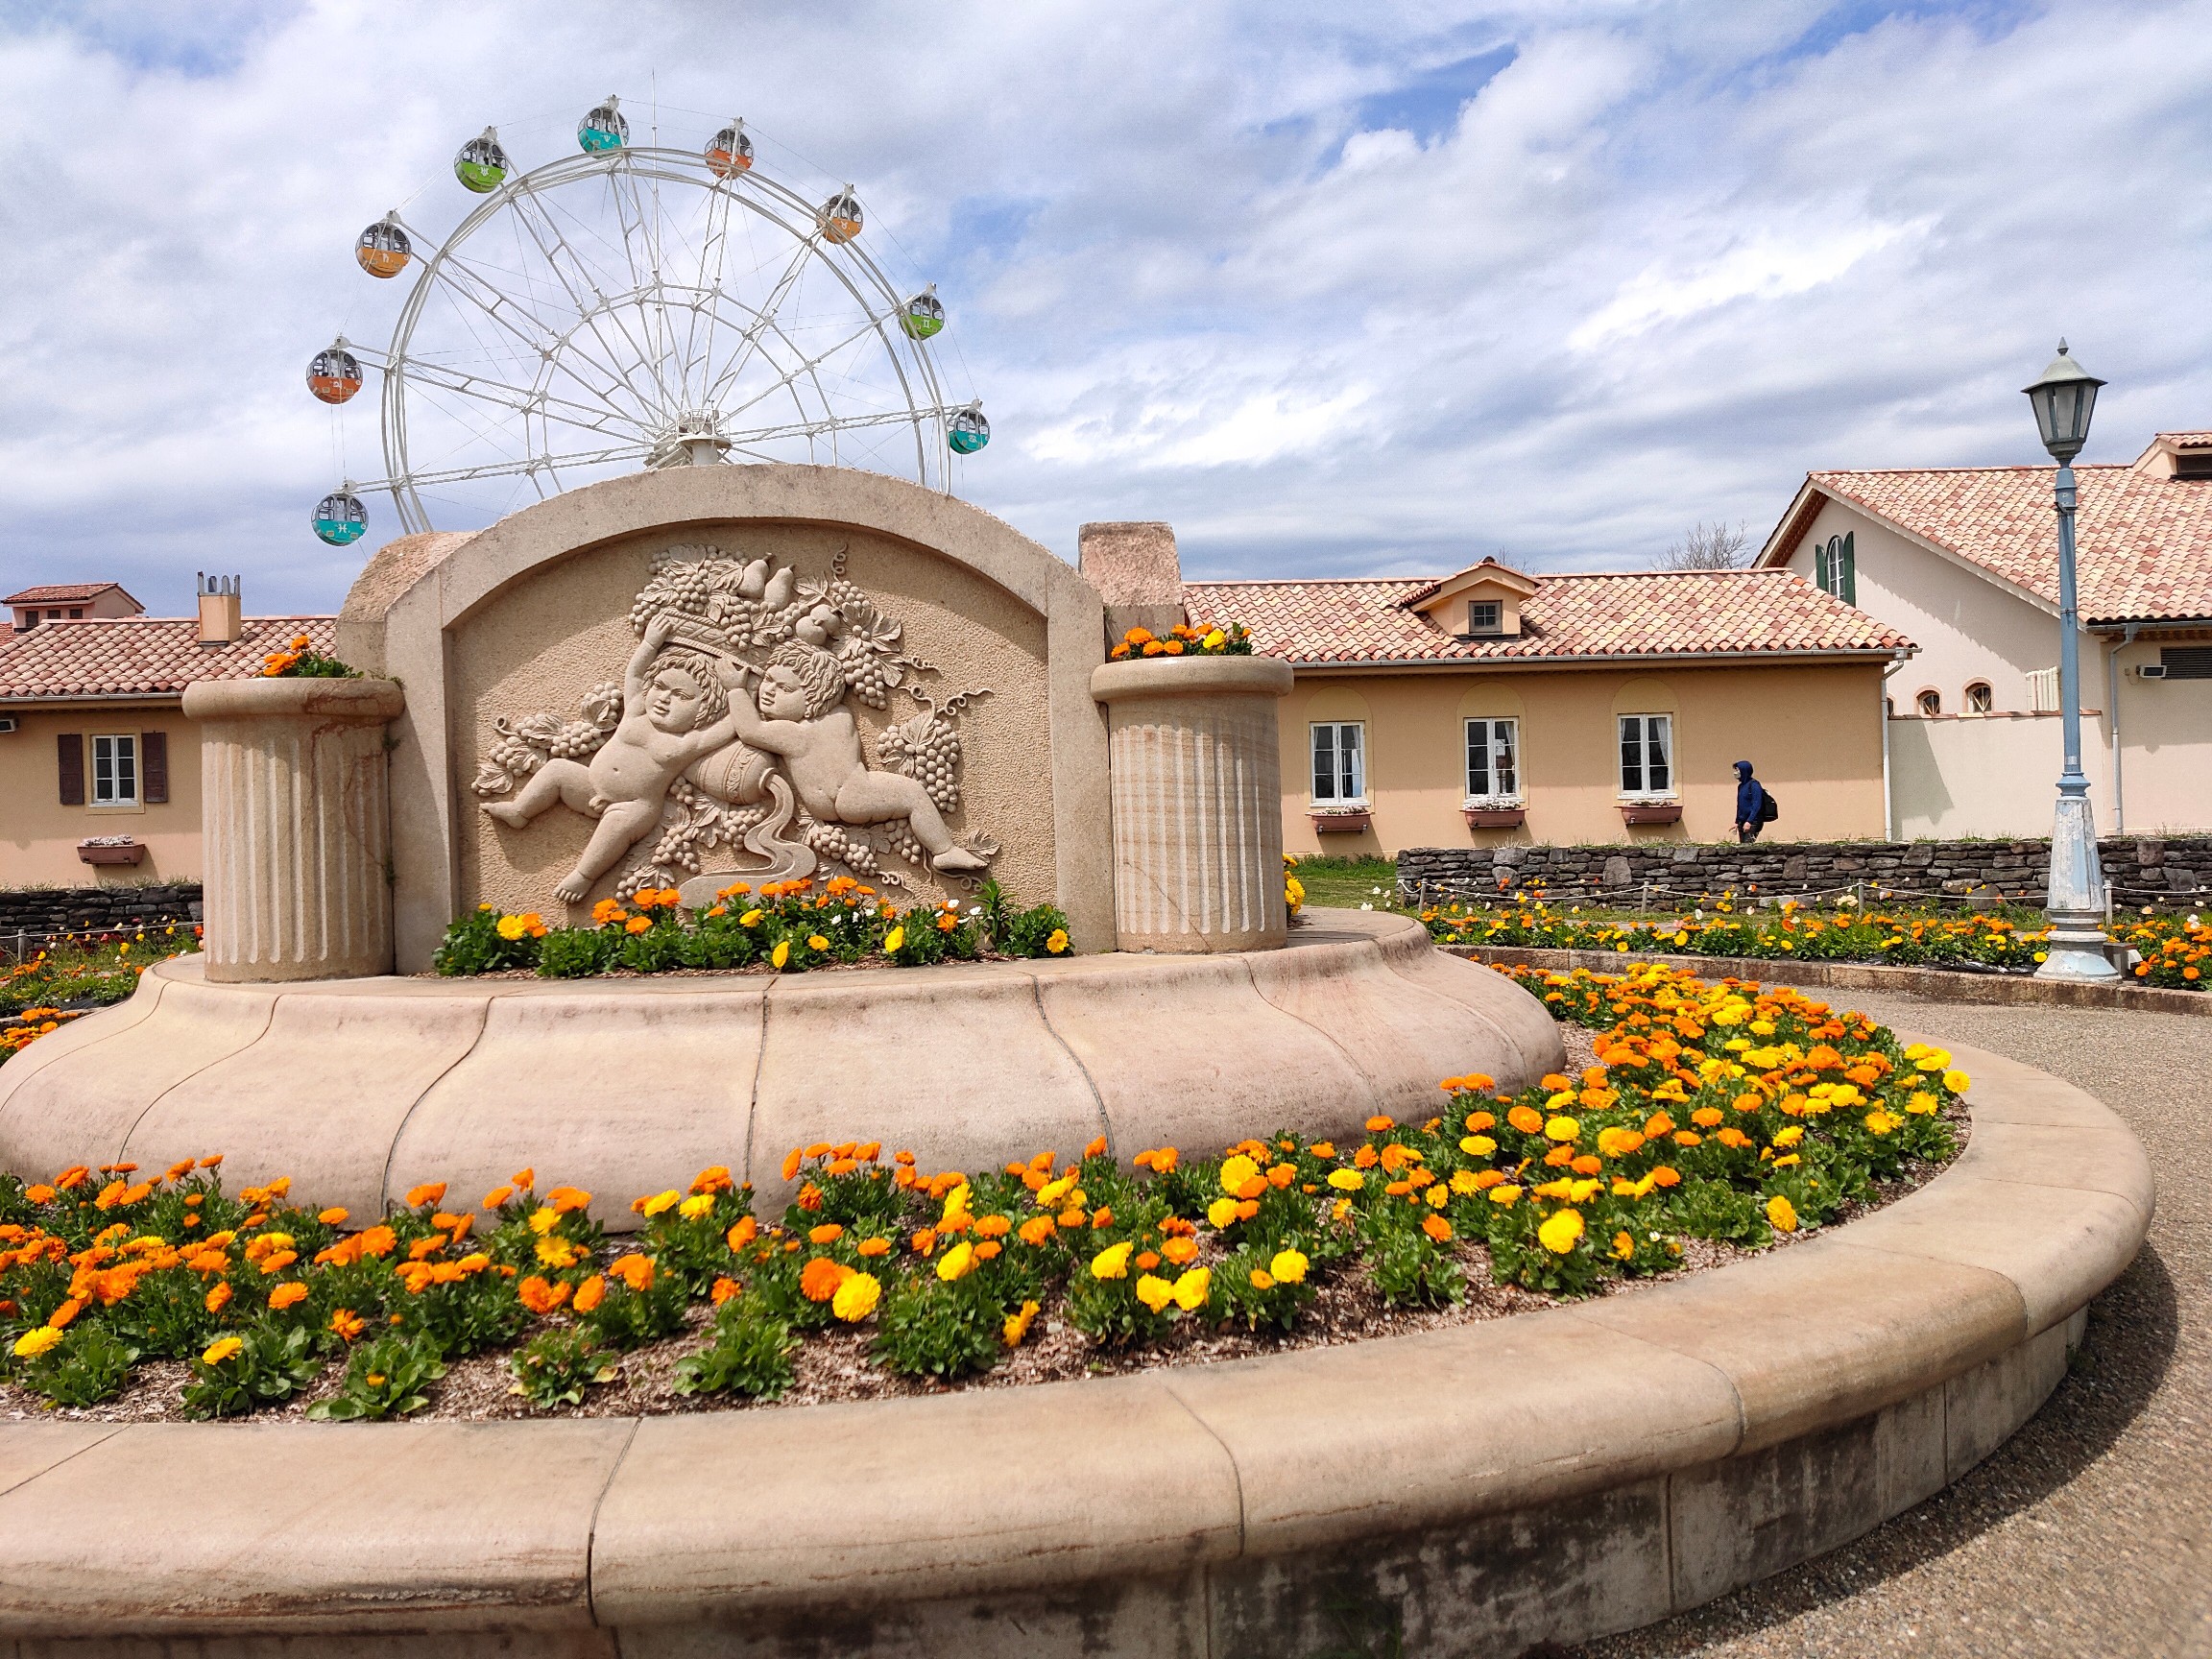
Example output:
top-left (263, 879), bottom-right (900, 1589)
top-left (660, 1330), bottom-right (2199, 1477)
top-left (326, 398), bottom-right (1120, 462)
top-left (1767, 1194), bottom-right (1798, 1233)
top-left (1206, 1196), bottom-right (1240, 1229)
top-left (496, 915), bottom-right (530, 942)
top-left (1906, 1091), bottom-right (1939, 1116)
top-left (1544, 1116), bottom-right (1580, 1142)
top-left (1218, 1154), bottom-right (1261, 1195)
top-left (1262, 1248), bottom-right (1308, 1286)
top-left (1003, 1298), bottom-right (1041, 1348)
top-left (1460, 1134), bottom-right (1497, 1157)
top-left (883, 926), bottom-right (905, 952)
top-left (1135, 1273), bottom-right (1174, 1312)
top-left (771, 940), bottom-right (791, 969)
top-left (1487, 1184), bottom-right (1523, 1207)
top-left (1771, 1124), bottom-right (1805, 1148)
top-left (1611, 1231), bottom-right (1635, 1262)
top-left (831, 1272), bottom-right (881, 1322)
top-left (1537, 1208), bottom-right (1585, 1254)
top-left (935, 1240), bottom-right (976, 1282)
top-left (201, 1335), bottom-right (244, 1366)
top-left (740, 908), bottom-right (764, 927)
top-left (677, 1193), bottom-right (716, 1221)
top-left (639, 1190), bottom-right (681, 1217)
top-left (1943, 1070), bottom-right (1971, 1094)
top-left (12, 1326), bottom-right (62, 1358)
top-left (1091, 1240), bottom-right (1134, 1280)
top-left (1046, 928), bottom-right (1070, 953)
top-left (1864, 1110), bottom-right (1898, 1135)
top-left (806, 934), bottom-right (830, 951)
top-left (1326, 1169), bottom-right (1364, 1192)
top-left (1170, 1267), bottom-right (1212, 1310)
top-left (1249, 1268), bottom-right (1276, 1289)
top-left (1450, 1169), bottom-right (1481, 1196)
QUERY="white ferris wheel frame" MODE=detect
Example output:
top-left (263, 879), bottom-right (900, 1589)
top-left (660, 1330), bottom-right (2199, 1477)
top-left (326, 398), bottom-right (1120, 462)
top-left (343, 145), bottom-right (970, 535)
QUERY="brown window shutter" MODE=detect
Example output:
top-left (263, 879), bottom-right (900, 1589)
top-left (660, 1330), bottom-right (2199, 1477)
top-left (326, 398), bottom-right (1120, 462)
top-left (141, 730), bottom-right (169, 805)
top-left (57, 733), bottom-right (84, 805)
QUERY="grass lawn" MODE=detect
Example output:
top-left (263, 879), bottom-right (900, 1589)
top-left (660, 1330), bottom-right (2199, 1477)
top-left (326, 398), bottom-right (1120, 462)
top-left (1286, 855), bottom-right (1405, 911)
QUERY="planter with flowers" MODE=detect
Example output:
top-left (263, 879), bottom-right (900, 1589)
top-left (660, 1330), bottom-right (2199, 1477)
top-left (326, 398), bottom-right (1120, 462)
top-left (1092, 621), bottom-right (1292, 953)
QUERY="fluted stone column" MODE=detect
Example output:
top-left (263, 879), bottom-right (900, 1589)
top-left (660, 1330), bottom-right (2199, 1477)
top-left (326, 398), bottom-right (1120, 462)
top-left (1093, 656), bottom-right (1294, 952)
top-left (181, 679), bottom-right (405, 982)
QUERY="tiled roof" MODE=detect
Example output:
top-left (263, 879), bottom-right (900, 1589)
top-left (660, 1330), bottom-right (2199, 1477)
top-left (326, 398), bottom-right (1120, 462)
top-left (5, 581), bottom-right (131, 607)
top-left (2159, 431), bottom-right (2212, 449)
top-left (1185, 569), bottom-right (1911, 668)
top-left (0, 617), bottom-right (338, 701)
top-left (1786, 466), bottom-right (2212, 623)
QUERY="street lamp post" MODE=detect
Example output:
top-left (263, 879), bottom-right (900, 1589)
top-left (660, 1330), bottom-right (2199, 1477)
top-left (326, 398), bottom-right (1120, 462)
top-left (2023, 340), bottom-right (2118, 983)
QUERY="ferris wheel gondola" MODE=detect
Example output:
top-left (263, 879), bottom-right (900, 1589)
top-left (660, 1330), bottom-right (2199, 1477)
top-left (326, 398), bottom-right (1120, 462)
top-left (304, 99), bottom-right (991, 544)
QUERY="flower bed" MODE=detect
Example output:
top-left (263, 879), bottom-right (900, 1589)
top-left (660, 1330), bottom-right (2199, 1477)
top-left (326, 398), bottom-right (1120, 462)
top-left (0, 965), bottom-right (1967, 1419)
top-left (1, 926), bottom-right (204, 1070)
top-left (1105, 620), bottom-right (1253, 661)
top-left (432, 877), bottom-right (1070, 977)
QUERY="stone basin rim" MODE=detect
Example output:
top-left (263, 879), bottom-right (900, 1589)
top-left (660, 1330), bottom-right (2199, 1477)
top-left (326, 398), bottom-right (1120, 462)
top-left (0, 1035), bottom-right (2152, 1650)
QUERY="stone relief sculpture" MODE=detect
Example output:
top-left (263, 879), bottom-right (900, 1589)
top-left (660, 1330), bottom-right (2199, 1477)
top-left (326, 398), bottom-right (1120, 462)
top-left (472, 546), bottom-right (997, 907)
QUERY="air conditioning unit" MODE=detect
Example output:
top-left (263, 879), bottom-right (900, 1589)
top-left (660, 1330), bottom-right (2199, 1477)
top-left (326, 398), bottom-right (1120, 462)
top-left (0, 716), bottom-right (16, 733)
top-left (2137, 664), bottom-right (2169, 680)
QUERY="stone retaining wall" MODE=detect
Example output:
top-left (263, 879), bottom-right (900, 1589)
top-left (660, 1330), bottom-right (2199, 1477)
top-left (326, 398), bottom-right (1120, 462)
top-left (0, 882), bottom-right (204, 946)
top-left (1399, 835), bottom-right (2212, 908)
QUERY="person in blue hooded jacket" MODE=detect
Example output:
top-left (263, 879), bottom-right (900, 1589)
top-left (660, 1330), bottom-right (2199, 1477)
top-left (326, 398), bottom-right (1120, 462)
top-left (1734, 759), bottom-right (1774, 844)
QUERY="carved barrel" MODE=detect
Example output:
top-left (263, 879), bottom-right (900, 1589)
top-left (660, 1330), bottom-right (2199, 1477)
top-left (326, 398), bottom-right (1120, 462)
top-left (1093, 656), bottom-right (1294, 953)
top-left (181, 678), bottom-right (406, 982)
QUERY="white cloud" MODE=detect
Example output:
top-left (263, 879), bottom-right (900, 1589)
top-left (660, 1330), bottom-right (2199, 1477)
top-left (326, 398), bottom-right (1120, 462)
top-left (0, 0), bottom-right (2208, 614)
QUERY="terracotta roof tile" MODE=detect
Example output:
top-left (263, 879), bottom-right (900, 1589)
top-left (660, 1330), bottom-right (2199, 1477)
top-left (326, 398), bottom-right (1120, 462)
top-left (1801, 466), bottom-right (2212, 623)
top-left (5, 581), bottom-right (132, 607)
top-left (0, 617), bottom-right (338, 701)
top-left (2158, 431), bottom-right (2212, 450)
top-left (1184, 569), bottom-right (1911, 668)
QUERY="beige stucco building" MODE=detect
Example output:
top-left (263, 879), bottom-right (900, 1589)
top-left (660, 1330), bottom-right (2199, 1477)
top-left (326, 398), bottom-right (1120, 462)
top-left (0, 582), bottom-right (334, 887)
top-left (1759, 428), bottom-right (2212, 838)
top-left (1190, 560), bottom-right (1912, 855)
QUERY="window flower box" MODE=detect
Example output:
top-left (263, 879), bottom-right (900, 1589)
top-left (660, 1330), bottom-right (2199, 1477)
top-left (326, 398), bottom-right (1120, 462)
top-left (1461, 802), bottom-right (1525, 830)
top-left (77, 837), bottom-right (145, 866)
top-left (1618, 801), bottom-right (1682, 826)
top-left (1310, 807), bottom-right (1372, 834)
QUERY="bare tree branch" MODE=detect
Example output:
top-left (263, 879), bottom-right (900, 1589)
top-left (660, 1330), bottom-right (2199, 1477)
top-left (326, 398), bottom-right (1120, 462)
top-left (1654, 519), bottom-right (1751, 571)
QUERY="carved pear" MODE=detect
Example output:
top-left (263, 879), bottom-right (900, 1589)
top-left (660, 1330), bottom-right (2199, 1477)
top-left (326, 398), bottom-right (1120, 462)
top-left (736, 558), bottom-right (771, 600)
top-left (761, 565), bottom-right (797, 611)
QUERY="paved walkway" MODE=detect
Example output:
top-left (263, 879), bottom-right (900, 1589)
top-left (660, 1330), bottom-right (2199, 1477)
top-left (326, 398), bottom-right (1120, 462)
top-left (1574, 994), bottom-right (2212, 1659)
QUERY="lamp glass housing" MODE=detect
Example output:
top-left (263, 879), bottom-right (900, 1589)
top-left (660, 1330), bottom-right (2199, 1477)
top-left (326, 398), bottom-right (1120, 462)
top-left (2022, 343), bottom-right (2104, 463)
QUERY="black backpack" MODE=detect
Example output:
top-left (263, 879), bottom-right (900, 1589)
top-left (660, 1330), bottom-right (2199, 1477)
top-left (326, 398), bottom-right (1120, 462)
top-left (1759, 787), bottom-right (1780, 823)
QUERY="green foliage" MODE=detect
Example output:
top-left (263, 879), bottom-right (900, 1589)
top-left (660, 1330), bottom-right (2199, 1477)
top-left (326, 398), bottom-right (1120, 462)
top-left (432, 905), bottom-right (544, 974)
top-left (308, 1334), bottom-right (445, 1421)
top-left (674, 1304), bottom-right (800, 1399)
top-left (539, 926), bottom-right (619, 977)
top-left (2, 925), bottom-right (198, 1021)
top-left (18, 1324), bottom-right (139, 1407)
top-left (510, 1326), bottom-right (615, 1407)
top-left (576, 1260), bottom-right (689, 1350)
top-left (872, 1275), bottom-right (1006, 1379)
top-left (181, 1322), bottom-right (321, 1419)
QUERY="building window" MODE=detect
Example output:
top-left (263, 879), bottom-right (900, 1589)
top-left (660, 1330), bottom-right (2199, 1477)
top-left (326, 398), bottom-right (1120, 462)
top-left (1310, 722), bottom-right (1365, 804)
top-left (2161, 646), bottom-right (2212, 680)
top-left (1915, 688), bottom-right (1941, 716)
top-left (1464, 718), bottom-right (1519, 799)
top-left (91, 734), bottom-right (137, 805)
top-left (1466, 599), bottom-right (1503, 637)
top-left (1964, 682), bottom-right (1993, 713)
top-left (68, 608), bottom-right (83, 619)
top-left (1814, 532), bottom-right (1857, 605)
top-left (1618, 714), bottom-right (1672, 797)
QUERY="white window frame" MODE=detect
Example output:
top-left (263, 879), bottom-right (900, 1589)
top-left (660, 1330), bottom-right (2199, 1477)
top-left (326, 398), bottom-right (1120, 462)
top-left (1617, 713), bottom-right (1673, 800)
top-left (1463, 717), bottom-right (1521, 804)
top-left (90, 733), bottom-right (138, 806)
top-left (1310, 721), bottom-right (1366, 805)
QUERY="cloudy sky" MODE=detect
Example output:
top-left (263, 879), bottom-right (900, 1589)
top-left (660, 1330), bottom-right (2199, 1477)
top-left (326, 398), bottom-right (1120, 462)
top-left (2, 0), bottom-right (2208, 615)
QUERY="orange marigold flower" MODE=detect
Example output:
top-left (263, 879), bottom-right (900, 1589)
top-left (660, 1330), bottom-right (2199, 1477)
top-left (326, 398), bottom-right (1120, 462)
top-left (328, 1308), bottom-right (367, 1341)
top-left (800, 1256), bottom-right (853, 1302)
top-left (572, 1274), bottom-right (607, 1313)
top-left (1364, 1115), bottom-right (1395, 1133)
top-left (404, 1182), bottom-right (447, 1209)
top-left (709, 1276), bottom-right (741, 1306)
top-left (1508, 1105), bottom-right (1545, 1134)
top-left (1422, 1214), bottom-right (1455, 1243)
top-left (856, 1236), bottom-right (893, 1258)
top-left (609, 1253), bottom-right (655, 1292)
top-left (317, 1207), bottom-right (349, 1226)
top-left (1084, 1135), bottom-right (1109, 1159)
top-left (517, 1276), bottom-right (570, 1315)
top-left (1017, 1215), bottom-right (1057, 1246)
top-left (1161, 1236), bottom-right (1200, 1265)
top-left (204, 1282), bottom-right (233, 1313)
top-left (48, 1296), bottom-right (84, 1329)
top-left (268, 1282), bottom-right (308, 1310)
top-left (808, 1223), bottom-right (845, 1245)
top-left (482, 1187), bottom-right (514, 1211)
top-left (359, 1225), bottom-right (397, 1257)
top-left (546, 1186), bottom-right (592, 1214)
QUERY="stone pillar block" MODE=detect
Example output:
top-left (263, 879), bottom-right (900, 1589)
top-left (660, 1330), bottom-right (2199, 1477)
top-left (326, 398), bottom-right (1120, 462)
top-left (180, 679), bottom-right (406, 983)
top-left (1093, 656), bottom-right (1294, 953)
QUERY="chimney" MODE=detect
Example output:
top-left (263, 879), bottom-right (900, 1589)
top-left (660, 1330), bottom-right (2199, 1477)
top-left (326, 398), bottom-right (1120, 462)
top-left (1078, 521), bottom-right (1187, 650)
top-left (197, 572), bottom-right (243, 646)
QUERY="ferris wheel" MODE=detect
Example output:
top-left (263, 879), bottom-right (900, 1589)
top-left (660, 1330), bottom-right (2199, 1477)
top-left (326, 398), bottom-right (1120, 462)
top-left (306, 97), bottom-right (990, 547)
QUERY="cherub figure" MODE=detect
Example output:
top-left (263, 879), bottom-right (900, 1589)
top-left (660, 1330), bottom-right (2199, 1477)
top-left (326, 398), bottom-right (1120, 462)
top-left (727, 640), bottom-right (988, 872)
top-left (482, 614), bottom-right (746, 902)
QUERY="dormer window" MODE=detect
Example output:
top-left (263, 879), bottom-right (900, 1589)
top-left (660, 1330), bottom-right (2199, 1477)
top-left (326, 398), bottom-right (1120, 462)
top-left (1467, 599), bottom-right (1503, 637)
